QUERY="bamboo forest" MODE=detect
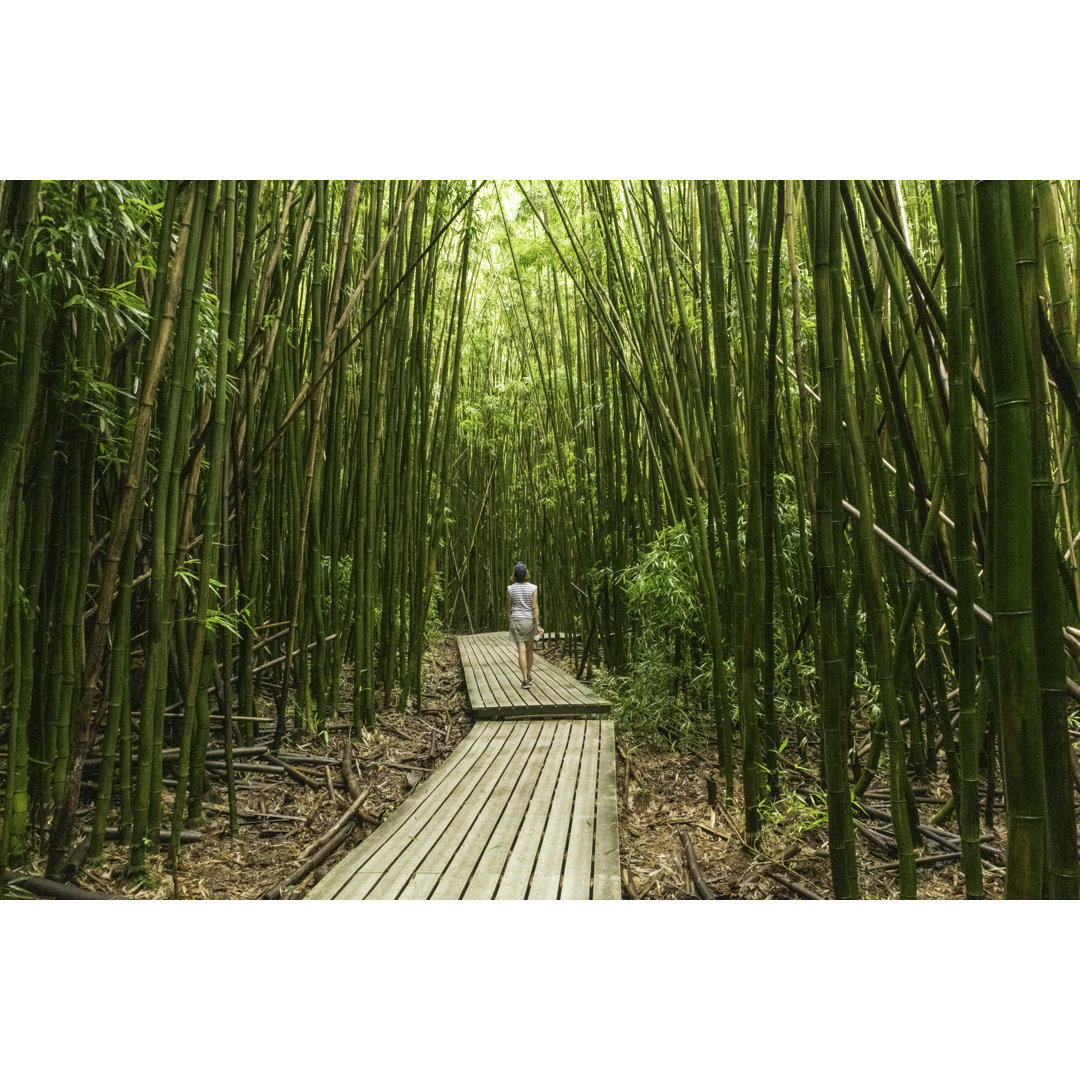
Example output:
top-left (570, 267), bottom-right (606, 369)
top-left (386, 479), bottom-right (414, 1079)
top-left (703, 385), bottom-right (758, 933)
top-left (3, 177), bottom-right (1080, 902)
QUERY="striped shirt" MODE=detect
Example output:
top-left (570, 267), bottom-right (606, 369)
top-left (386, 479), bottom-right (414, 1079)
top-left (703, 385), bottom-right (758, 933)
top-left (507, 581), bottom-right (537, 618)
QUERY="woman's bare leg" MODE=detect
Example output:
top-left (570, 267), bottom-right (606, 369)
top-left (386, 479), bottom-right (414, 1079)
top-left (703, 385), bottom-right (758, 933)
top-left (525, 640), bottom-right (535, 682)
top-left (517, 641), bottom-right (529, 683)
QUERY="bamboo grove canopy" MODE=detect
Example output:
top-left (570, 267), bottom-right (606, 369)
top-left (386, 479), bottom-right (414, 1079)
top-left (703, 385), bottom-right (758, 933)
top-left (1, 179), bottom-right (1078, 899)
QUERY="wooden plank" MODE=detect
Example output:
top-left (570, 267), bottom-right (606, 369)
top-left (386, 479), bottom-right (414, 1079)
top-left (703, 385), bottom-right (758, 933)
top-left (494, 721), bottom-right (578, 898)
top-left (320, 871), bottom-right (382, 900)
top-left (477, 641), bottom-right (591, 711)
top-left (460, 636), bottom-right (532, 714)
top-left (473, 633), bottom-right (602, 709)
top-left (455, 635), bottom-right (492, 703)
top-left (524, 720), bottom-right (588, 900)
top-left (592, 719), bottom-right (621, 899)
top-left (459, 872), bottom-right (501, 899)
top-left (355, 721), bottom-right (519, 898)
top-left (468, 635), bottom-right (534, 710)
top-left (394, 722), bottom-right (538, 899)
top-left (462, 721), bottom-right (571, 899)
top-left (457, 644), bottom-right (487, 710)
top-left (458, 632), bottom-right (609, 718)
top-left (457, 636), bottom-right (515, 712)
top-left (308, 722), bottom-right (502, 898)
top-left (428, 721), bottom-right (547, 899)
top-left (559, 718), bottom-right (601, 899)
top-left (477, 648), bottom-right (521, 712)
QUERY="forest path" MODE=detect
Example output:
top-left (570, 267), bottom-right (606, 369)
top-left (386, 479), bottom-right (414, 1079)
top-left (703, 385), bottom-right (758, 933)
top-left (456, 631), bottom-right (611, 718)
top-left (307, 635), bottom-right (618, 899)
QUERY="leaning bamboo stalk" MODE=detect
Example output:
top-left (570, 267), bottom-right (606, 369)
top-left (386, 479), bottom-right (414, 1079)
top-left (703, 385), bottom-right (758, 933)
top-left (842, 496), bottom-right (1080, 702)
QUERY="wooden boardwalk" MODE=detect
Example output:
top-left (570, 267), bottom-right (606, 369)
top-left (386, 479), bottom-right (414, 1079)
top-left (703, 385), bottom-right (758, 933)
top-left (307, 634), bottom-right (619, 900)
top-left (456, 631), bottom-right (611, 718)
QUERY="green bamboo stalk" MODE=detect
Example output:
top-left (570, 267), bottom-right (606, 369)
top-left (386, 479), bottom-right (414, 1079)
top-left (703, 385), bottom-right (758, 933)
top-left (169, 181), bottom-right (236, 868)
top-left (808, 180), bottom-right (859, 898)
top-left (1010, 180), bottom-right (1079, 899)
top-left (975, 179), bottom-right (1047, 899)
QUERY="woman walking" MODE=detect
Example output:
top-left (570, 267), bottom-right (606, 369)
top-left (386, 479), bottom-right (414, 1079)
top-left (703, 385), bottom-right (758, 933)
top-left (507, 561), bottom-right (543, 689)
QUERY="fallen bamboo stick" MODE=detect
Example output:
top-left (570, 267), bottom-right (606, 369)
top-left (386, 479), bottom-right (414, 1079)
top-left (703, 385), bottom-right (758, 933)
top-left (85, 745), bottom-right (269, 768)
top-left (263, 823), bottom-right (356, 900)
top-left (876, 851), bottom-right (961, 872)
top-left (2, 872), bottom-right (122, 900)
top-left (761, 868), bottom-right (823, 900)
top-left (80, 825), bottom-right (202, 844)
top-left (263, 754), bottom-right (323, 789)
top-left (339, 742), bottom-right (379, 824)
top-left (854, 819), bottom-right (898, 856)
top-left (863, 805), bottom-right (1003, 864)
top-left (276, 752), bottom-right (340, 767)
top-left (363, 758), bottom-right (434, 775)
top-left (251, 633), bottom-right (339, 676)
top-left (205, 805), bottom-right (308, 823)
top-left (680, 829), bottom-right (715, 900)
top-left (264, 789), bottom-right (371, 899)
top-left (297, 788), bottom-right (372, 861)
top-left (324, 765), bottom-right (342, 806)
top-left (203, 761), bottom-right (284, 775)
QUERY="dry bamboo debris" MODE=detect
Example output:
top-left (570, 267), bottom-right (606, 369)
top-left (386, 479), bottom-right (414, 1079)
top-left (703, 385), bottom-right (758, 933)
top-left (680, 829), bottom-right (715, 899)
top-left (297, 787), bottom-right (373, 860)
top-left (641, 815), bottom-right (729, 840)
top-left (263, 787), bottom-right (373, 899)
top-left (861, 804), bottom-right (1004, 865)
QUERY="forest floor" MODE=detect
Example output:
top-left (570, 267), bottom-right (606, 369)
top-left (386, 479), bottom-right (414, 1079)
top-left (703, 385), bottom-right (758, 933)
top-left (617, 735), bottom-right (1007, 900)
top-left (7, 634), bottom-right (1009, 900)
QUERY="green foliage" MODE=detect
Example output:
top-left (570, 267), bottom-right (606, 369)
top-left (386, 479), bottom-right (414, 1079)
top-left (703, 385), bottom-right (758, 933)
top-left (767, 783), bottom-right (829, 847)
top-left (596, 522), bottom-right (711, 745)
top-left (620, 521), bottom-right (701, 635)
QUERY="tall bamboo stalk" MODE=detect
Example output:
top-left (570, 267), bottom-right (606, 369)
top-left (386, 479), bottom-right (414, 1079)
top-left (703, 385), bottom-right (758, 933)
top-left (975, 180), bottom-right (1047, 899)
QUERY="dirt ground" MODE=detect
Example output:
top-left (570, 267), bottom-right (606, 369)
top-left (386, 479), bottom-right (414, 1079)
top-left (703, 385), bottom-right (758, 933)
top-left (5, 634), bottom-right (1011, 900)
top-left (616, 738), bottom-right (1008, 900)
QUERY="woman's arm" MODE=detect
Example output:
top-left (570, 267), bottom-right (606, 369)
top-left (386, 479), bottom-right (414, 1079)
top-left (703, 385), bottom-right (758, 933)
top-left (531, 588), bottom-right (542, 636)
top-left (507, 587), bottom-right (513, 623)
